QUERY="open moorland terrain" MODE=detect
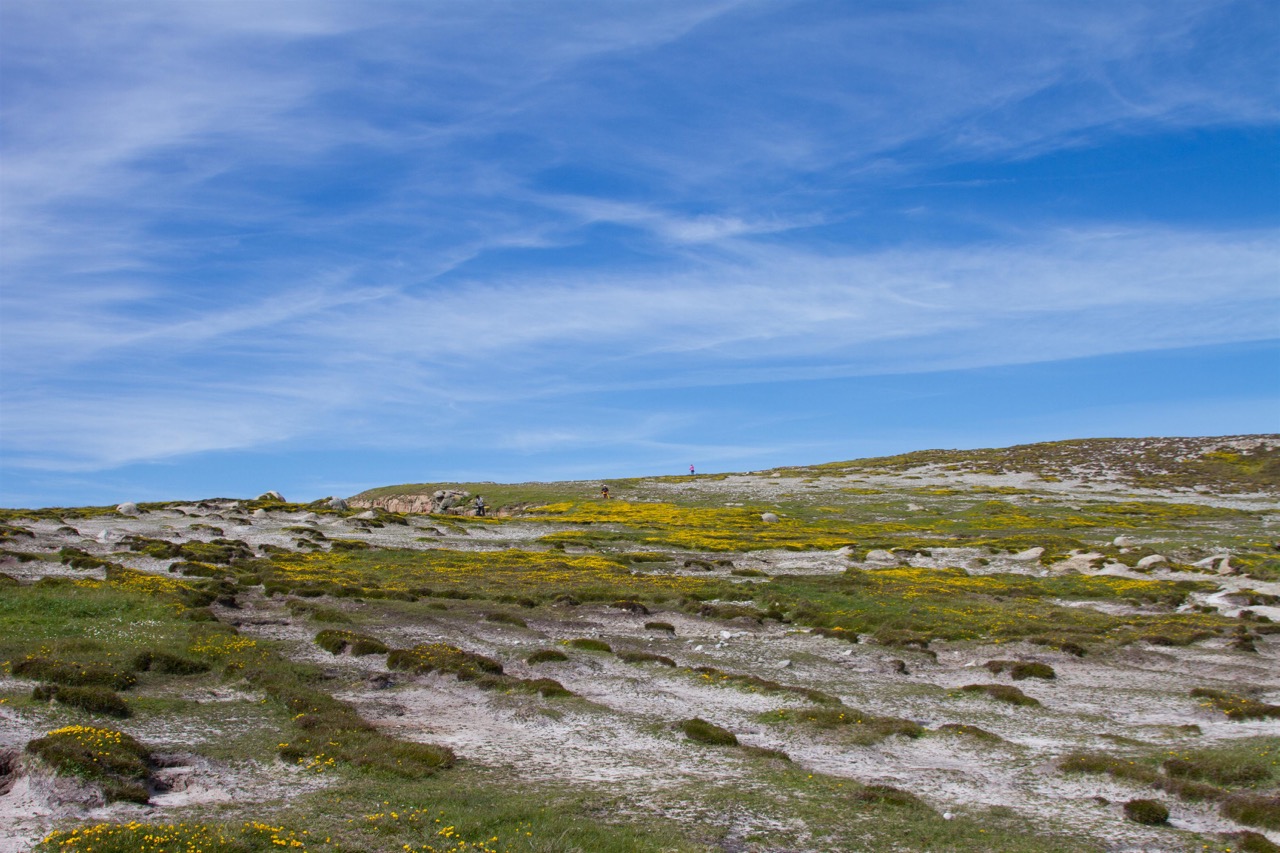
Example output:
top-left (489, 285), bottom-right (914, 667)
top-left (0, 435), bottom-right (1277, 853)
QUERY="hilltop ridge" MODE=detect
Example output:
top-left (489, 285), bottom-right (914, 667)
top-left (352, 434), bottom-right (1280, 515)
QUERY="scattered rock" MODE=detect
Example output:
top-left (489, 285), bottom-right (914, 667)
top-left (327, 497), bottom-right (349, 511)
top-left (777, 660), bottom-right (792, 669)
top-left (258, 491), bottom-right (285, 501)
top-left (760, 512), bottom-right (779, 523)
top-left (906, 503), bottom-right (923, 512)
top-left (355, 510), bottom-right (377, 520)
top-left (251, 509), bottom-right (268, 519)
top-left (1113, 536), bottom-right (1138, 548)
top-left (865, 549), bottom-right (897, 563)
top-left (116, 502), bottom-right (139, 516)
top-left (96, 529), bottom-right (115, 544)
top-left (1135, 554), bottom-right (1167, 569)
top-left (1011, 547), bottom-right (1044, 562)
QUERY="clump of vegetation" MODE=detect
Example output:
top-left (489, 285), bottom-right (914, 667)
top-left (1222, 830), bottom-right (1280, 853)
top-left (679, 717), bottom-right (738, 746)
top-left (850, 784), bottom-right (931, 811)
top-left (645, 621), bottom-right (675, 633)
top-left (525, 649), bottom-right (568, 664)
top-left (609, 599), bottom-right (650, 614)
top-left (26, 725), bottom-right (150, 803)
top-left (1123, 798), bottom-right (1169, 825)
top-left (567, 638), bottom-right (612, 653)
top-left (315, 630), bottom-right (389, 656)
top-left (387, 643), bottom-right (503, 680)
top-left (691, 666), bottom-right (840, 705)
top-left (760, 707), bottom-right (922, 745)
top-left (957, 684), bottom-right (1041, 707)
top-left (12, 656), bottom-right (137, 691)
top-left (32, 821), bottom-right (318, 852)
top-left (33, 684), bottom-right (131, 718)
top-left (132, 649), bottom-right (210, 675)
top-left (1191, 687), bottom-right (1280, 719)
top-left (936, 723), bottom-right (1003, 742)
top-left (984, 660), bottom-right (1056, 680)
top-left (617, 651), bottom-right (676, 667)
top-left (285, 600), bottom-right (351, 622)
top-left (1222, 794), bottom-right (1280, 831)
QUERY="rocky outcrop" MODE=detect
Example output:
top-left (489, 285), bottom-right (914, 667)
top-left (350, 489), bottom-right (472, 515)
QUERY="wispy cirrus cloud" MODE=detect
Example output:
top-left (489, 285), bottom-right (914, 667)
top-left (1, 1), bottom-right (1276, 502)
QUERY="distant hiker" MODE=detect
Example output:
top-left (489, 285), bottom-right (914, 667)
top-left (600, 485), bottom-right (610, 499)
top-left (689, 464), bottom-right (695, 475)
top-left (474, 495), bottom-right (486, 517)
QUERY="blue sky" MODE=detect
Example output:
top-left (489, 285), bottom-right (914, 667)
top-left (1, 0), bottom-right (1277, 508)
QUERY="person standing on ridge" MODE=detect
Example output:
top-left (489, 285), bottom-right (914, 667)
top-left (474, 495), bottom-right (486, 517)
top-left (689, 464), bottom-right (695, 475)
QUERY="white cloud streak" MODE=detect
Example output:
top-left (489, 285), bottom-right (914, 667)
top-left (2, 1), bottom-right (1277, 478)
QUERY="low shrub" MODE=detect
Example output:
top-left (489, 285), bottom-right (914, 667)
top-left (1222, 830), bottom-right (1280, 853)
top-left (1191, 687), bottom-right (1280, 720)
top-left (1222, 794), bottom-right (1280, 831)
top-left (526, 649), bottom-right (568, 664)
top-left (1163, 753), bottom-right (1271, 787)
top-left (1124, 798), bottom-right (1169, 825)
top-left (936, 723), bottom-right (1002, 742)
top-left (567, 638), bottom-right (612, 653)
top-left (315, 630), bottom-right (389, 656)
top-left (850, 784), bottom-right (930, 810)
top-left (387, 643), bottom-right (503, 679)
top-left (521, 677), bottom-right (573, 698)
top-left (12, 657), bottom-right (136, 691)
top-left (132, 650), bottom-right (210, 675)
top-left (644, 621), bottom-right (675, 633)
top-left (44, 685), bottom-right (131, 718)
top-left (958, 684), bottom-right (1041, 707)
top-left (762, 707), bottom-right (922, 744)
top-left (26, 725), bottom-right (150, 803)
top-left (985, 660), bottom-right (1056, 680)
top-left (618, 651), bottom-right (676, 667)
top-left (680, 718), bottom-right (738, 746)
top-left (610, 599), bottom-right (650, 614)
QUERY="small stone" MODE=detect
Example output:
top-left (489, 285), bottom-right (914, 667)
top-left (942, 812), bottom-right (954, 821)
top-left (906, 503), bottom-right (923, 511)
top-left (252, 509), bottom-right (268, 519)
top-left (1113, 535), bottom-right (1137, 548)
top-left (355, 510), bottom-right (376, 520)
top-left (116, 502), bottom-right (139, 516)
top-left (1135, 554), bottom-right (1167, 569)
top-left (865, 549), bottom-right (897, 563)
top-left (1011, 547), bottom-right (1044, 562)
top-left (778, 659), bottom-right (792, 668)
top-left (760, 512), bottom-right (779, 523)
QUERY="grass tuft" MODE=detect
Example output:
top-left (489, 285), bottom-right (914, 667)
top-left (679, 718), bottom-right (738, 746)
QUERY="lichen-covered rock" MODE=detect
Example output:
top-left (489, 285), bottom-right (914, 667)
top-left (760, 512), bottom-right (779, 523)
top-left (115, 502), bottom-right (139, 516)
top-left (257, 491), bottom-right (285, 501)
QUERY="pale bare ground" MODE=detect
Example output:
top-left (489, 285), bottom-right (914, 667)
top-left (1, 466), bottom-right (1277, 852)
